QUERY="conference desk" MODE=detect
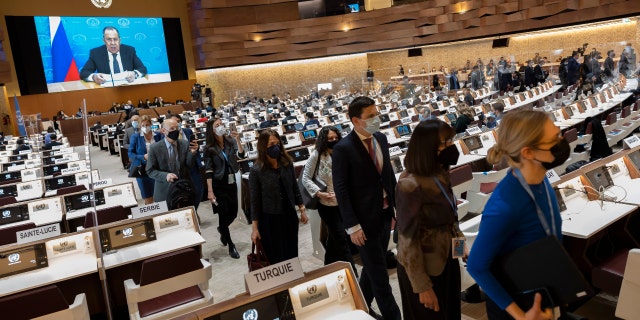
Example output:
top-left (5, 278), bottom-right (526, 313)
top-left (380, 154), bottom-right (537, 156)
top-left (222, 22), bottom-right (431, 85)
top-left (46, 73), bottom-right (171, 92)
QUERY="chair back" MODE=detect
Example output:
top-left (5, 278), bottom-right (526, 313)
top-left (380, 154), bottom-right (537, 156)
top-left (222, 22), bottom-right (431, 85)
top-left (83, 206), bottom-right (129, 228)
top-left (139, 248), bottom-right (203, 286)
top-left (0, 285), bottom-right (68, 319)
top-left (563, 128), bottom-right (578, 143)
top-left (0, 222), bottom-right (36, 246)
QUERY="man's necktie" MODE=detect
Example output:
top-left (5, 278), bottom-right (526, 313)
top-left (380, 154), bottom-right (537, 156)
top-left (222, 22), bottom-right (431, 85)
top-left (168, 144), bottom-right (177, 173)
top-left (365, 137), bottom-right (381, 174)
top-left (112, 53), bottom-right (120, 74)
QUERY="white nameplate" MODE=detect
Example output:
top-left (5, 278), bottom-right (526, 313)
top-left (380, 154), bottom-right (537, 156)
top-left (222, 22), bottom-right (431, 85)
top-left (51, 144), bottom-right (64, 150)
top-left (389, 146), bottom-right (403, 156)
top-left (466, 126), bottom-right (483, 136)
top-left (544, 105), bottom-right (553, 112)
top-left (53, 147), bottom-right (73, 156)
top-left (17, 224), bottom-right (61, 244)
top-left (545, 169), bottom-right (561, 184)
top-left (245, 257), bottom-right (304, 295)
top-left (21, 169), bottom-right (39, 182)
top-left (401, 117), bottom-right (412, 124)
top-left (8, 164), bottom-right (26, 172)
top-left (90, 178), bottom-right (113, 189)
top-left (623, 135), bottom-right (640, 149)
top-left (306, 124), bottom-right (318, 130)
top-left (18, 150), bottom-right (31, 155)
top-left (61, 166), bottom-right (84, 175)
top-left (448, 107), bottom-right (457, 113)
top-left (131, 201), bottom-right (168, 219)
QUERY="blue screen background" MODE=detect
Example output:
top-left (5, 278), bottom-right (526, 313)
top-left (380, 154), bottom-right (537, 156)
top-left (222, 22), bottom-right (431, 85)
top-left (35, 16), bottom-right (169, 84)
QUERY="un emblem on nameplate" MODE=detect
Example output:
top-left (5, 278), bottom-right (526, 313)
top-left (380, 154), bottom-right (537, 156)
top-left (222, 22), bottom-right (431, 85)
top-left (91, 0), bottom-right (112, 8)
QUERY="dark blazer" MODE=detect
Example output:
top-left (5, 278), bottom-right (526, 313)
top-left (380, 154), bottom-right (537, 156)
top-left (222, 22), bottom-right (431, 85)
top-left (79, 44), bottom-right (147, 80)
top-left (203, 137), bottom-right (245, 183)
top-left (567, 57), bottom-right (581, 85)
top-left (128, 133), bottom-right (150, 170)
top-left (146, 138), bottom-right (196, 202)
top-left (332, 131), bottom-right (396, 236)
top-left (248, 162), bottom-right (302, 221)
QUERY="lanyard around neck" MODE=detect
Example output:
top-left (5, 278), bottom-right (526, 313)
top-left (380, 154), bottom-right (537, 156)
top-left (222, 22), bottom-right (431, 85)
top-left (433, 177), bottom-right (458, 218)
top-left (513, 168), bottom-right (557, 238)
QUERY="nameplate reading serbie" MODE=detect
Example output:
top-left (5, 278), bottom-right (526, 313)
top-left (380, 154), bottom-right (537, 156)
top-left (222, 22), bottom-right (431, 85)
top-left (90, 178), bottom-right (113, 189)
top-left (623, 135), bottom-right (640, 149)
top-left (17, 224), bottom-right (61, 244)
top-left (245, 257), bottom-right (304, 295)
top-left (131, 201), bottom-right (168, 219)
top-left (545, 169), bottom-right (561, 184)
top-left (466, 126), bottom-right (483, 136)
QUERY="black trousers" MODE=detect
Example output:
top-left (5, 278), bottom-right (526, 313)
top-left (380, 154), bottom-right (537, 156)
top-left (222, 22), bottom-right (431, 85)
top-left (398, 257), bottom-right (461, 320)
top-left (317, 203), bottom-right (357, 274)
top-left (258, 207), bottom-right (299, 264)
top-left (212, 183), bottom-right (238, 244)
top-left (358, 207), bottom-right (401, 320)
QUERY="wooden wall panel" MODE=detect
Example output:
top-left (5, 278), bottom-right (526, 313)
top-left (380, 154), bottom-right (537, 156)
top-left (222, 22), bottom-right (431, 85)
top-left (0, 21), bottom-right (11, 84)
top-left (190, 0), bottom-right (640, 68)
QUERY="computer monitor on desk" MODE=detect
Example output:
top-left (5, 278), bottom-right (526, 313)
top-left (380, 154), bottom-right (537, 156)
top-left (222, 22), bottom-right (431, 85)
top-left (0, 204), bottom-right (29, 226)
top-left (99, 219), bottom-right (156, 253)
top-left (582, 166), bottom-right (614, 200)
top-left (302, 130), bottom-right (317, 141)
top-left (461, 135), bottom-right (483, 154)
top-left (395, 125), bottom-right (412, 137)
top-left (0, 243), bottom-right (48, 279)
top-left (44, 175), bottom-right (76, 191)
top-left (64, 190), bottom-right (106, 212)
top-left (288, 148), bottom-right (310, 163)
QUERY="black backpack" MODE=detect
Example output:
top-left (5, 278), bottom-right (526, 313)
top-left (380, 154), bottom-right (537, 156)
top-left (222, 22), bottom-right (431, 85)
top-left (166, 179), bottom-right (196, 210)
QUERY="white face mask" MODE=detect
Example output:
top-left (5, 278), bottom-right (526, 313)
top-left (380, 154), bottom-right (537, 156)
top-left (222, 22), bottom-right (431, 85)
top-left (361, 116), bottom-right (381, 134)
top-left (141, 126), bottom-right (150, 134)
top-left (215, 125), bottom-right (226, 136)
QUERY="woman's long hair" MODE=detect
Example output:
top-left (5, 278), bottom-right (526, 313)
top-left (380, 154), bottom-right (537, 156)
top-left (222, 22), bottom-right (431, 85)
top-left (315, 126), bottom-right (341, 155)
top-left (404, 119), bottom-right (454, 177)
top-left (256, 129), bottom-right (292, 170)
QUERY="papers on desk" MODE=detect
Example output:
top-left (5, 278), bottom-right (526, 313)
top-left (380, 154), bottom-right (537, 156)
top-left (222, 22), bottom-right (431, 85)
top-left (100, 73), bottom-right (149, 87)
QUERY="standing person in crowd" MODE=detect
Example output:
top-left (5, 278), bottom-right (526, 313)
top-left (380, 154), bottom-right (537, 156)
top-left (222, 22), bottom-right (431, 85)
top-left (399, 65), bottom-right (405, 76)
top-left (454, 102), bottom-right (475, 133)
top-left (567, 51), bottom-right (581, 86)
top-left (603, 50), bottom-right (615, 78)
top-left (122, 115), bottom-right (139, 149)
top-left (301, 126), bottom-right (357, 272)
top-left (619, 50), bottom-right (632, 77)
top-left (146, 118), bottom-right (198, 202)
top-left (168, 114), bottom-right (204, 210)
top-left (396, 119), bottom-right (465, 320)
top-left (524, 60), bottom-right (536, 88)
top-left (467, 110), bottom-right (568, 320)
top-left (128, 115), bottom-right (156, 204)
top-left (249, 129), bottom-right (309, 264)
top-left (332, 96), bottom-right (401, 320)
top-left (204, 118), bottom-right (245, 259)
top-left (449, 69), bottom-right (461, 90)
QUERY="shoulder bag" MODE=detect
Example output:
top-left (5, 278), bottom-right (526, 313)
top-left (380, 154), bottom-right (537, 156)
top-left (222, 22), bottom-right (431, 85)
top-left (297, 155), bottom-right (326, 210)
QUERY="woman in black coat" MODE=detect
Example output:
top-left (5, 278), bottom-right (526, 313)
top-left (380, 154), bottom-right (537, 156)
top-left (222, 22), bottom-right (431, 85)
top-left (249, 129), bottom-right (309, 264)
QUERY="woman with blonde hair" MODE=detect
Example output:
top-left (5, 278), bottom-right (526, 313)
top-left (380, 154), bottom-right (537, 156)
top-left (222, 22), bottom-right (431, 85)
top-left (467, 110), bottom-right (570, 320)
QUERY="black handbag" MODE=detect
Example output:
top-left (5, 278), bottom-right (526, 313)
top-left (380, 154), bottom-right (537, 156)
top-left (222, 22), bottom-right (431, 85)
top-left (128, 164), bottom-right (146, 178)
top-left (298, 155), bottom-right (326, 210)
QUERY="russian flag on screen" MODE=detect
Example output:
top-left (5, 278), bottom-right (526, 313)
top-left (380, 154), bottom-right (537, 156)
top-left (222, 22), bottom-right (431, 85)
top-left (50, 17), bottom-right (80, 82)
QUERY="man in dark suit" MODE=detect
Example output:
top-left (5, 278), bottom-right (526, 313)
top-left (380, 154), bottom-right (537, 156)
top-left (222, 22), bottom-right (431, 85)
top-left (146, 118), bottom-right (198, 203)
top-left (567, 51), bottom-right (581, 86)
top-left (168, 114), bottom-right (205, 210)
top-left (332, 96), bottom-right (401, 320)
top-left (79, 26), bottom-right (147, 84)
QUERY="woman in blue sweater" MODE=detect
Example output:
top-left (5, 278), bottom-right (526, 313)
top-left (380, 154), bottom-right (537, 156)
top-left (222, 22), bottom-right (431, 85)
top-left (467, 110), bottom-right (570, 320)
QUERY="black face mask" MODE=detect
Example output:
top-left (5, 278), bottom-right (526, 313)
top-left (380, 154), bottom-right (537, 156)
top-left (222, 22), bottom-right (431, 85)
top-left (326, 140), bottom-right (339, 149)
top-left (266, 144), bottom-right (281, 159)
top-left (438, 144), bottom-right (460, 166)
top-left (167, 129), bottom-right (180, 141)
top-left (535, 138), bottom-right (570, 170)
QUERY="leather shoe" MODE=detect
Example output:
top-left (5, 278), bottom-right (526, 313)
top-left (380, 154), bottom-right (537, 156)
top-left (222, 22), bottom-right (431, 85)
top-left (460, 284), bottom-right (485, 303)
top-left (217, 226), bottom-right (228, 246)
top-left (368, 309), bottom-right (384, 320)
top-left (229, 244), bottom-right (240, 259)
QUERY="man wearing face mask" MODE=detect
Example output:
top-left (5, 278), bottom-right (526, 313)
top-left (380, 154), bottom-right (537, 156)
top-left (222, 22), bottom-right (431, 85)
top-left (332, 96), bottom-right (401, 320)
top-left (146, 118), bottom-right (199, 203)
top-left (122, 115), bottom-right (139, 149)
top-left (168, 114), bottom-right (205, 210)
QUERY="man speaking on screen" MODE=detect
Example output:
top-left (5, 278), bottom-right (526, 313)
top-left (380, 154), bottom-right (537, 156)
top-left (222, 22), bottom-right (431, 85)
top-left (80, 26), bottom-right (147, 85)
